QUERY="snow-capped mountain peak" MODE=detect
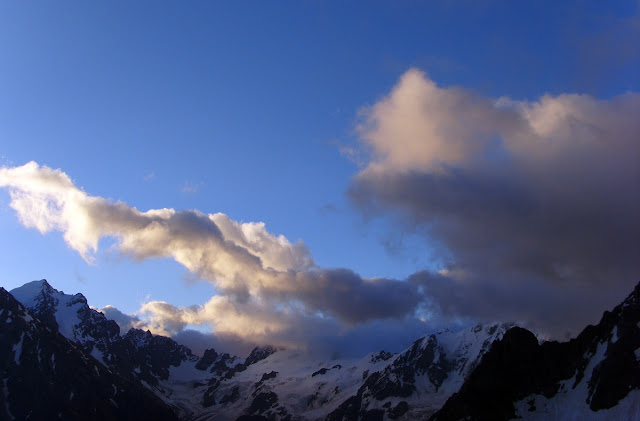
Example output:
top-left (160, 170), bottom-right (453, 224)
top-left (0, 286), bottom-right (179, 420)
top-left (11, 279), bottom-right (92, 340)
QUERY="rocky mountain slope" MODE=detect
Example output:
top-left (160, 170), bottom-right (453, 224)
top-left (0, 286), bottom-right (178, 420)
top-left (431, 280), bottom-right (640, 421)
top-left (1, 279), bottom-right (639, 420)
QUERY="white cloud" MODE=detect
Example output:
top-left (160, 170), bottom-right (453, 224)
top-left (357, 68), bottom-right (640, 180)
top-left (181, 181), bottom-right (202, 194)
top-left (210, 213), bottom-right (312, 273)
top-left (0, 161), bottom-right (421, 350)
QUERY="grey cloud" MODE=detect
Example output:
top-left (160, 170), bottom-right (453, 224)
top-left (352, 167), bottom-right (639, 285)
top-left (99, 305), bottom-right (145, 334)
top-left (172, 329), bottom-right (258, 358)
top-left (147, 306), bottom-right (437, 359)
top-left (288, 269), bottom-right (420, 324)
top-left (410, 271), bottom-right (632, 340)
top-left (303, 316), bottom-right (442, 359)
top-left (350, 69), bottom-right (640, 337)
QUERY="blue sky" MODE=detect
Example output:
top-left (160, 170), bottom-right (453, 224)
top-left (1, 1), bottom-right (638, 356)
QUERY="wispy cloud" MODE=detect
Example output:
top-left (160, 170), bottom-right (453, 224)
top-left (181, 180), bottom-right (202, 194)
top-left (318, 203), bottom-right (341, 216)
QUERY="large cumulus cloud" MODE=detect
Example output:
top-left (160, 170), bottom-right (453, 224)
top-left (351, 69), bottom-right (640, 335)
top-left (0, 161), bottom-right (422, 353)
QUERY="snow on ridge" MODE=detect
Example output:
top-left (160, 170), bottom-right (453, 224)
top-left (199, 322), bottom-right (516, 420)
top-left (512, 341), bottom-right (640, 420)
top-left (90, 348), bottom-right (106, 366)
top-left (9, 279), bottom-right (54, 309)
top-left (12, 332), bottom-right (25, 365)
top-left (10, 279), bottom-right (87, 342)
top-left (611, 325), bottom-right (619, 343)
top-left (54, 294), bottom-right (85, 340)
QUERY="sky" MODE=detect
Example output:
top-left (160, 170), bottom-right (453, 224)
top-left (0, 1), bottom-right (638, 357)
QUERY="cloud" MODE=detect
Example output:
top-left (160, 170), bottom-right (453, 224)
top-left (2, 69), bottom-right (637, 348)
top-left (181, 181), bottom-right (202, 194)
top-left (98, 305), bottom-right (146, 333)
top-left (104, 299), bottom-right (438, 359)
top-left (0, 161), bottom-right (422, 352)
top-left (137, 270), bottom-right (419, 336)
top-left (351, 69), bottom-right (640, 335)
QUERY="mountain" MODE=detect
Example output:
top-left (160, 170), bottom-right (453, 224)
top-left (0, 286), bottom-right (178, 420)
top-left (431, 280), bottom-right (640, 421)
top-left (8, 280), bottom-right (201, 418)
top-left (1, 279), bottom-right (639, 420)
top-left (324, 323), bottom-right (515, 420)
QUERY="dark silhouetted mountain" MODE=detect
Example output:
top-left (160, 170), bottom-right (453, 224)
top-left (0, 287), bottom-right (178, 420)
top-left (430, 281), bottom-right (640, 421)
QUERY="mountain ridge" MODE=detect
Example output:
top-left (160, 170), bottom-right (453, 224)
top-left (2, 279), bottom-right (639, 420)
top-left (0, 286), bottom-right (179, 420)
top-left (431, 280), bottom-right (640, 421)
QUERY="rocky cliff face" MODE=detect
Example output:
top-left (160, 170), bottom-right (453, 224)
top-left (431, 281), bottom-right (640, 421)
top-left (2, 279), bottom-right (639, 420)
top-left (0, 287), bottom-right (178, 421)
top-left (8, 280), bottom-right (200, 417)
top-left (10, 280), bottom-right (129, 369)
top-left (325, 323), bottom-right (515, 421)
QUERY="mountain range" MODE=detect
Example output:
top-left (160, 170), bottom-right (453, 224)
top-left (1, 279), bottom-right (639, 420)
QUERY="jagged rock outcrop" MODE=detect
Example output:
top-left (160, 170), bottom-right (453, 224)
top-left (124, 328), bottom-right (198, 386)
top-left (431, 281), bottom-right (640, 421)
top-left (245, 346), bottom-right (278, 366)
top-left (326, 323), bottom-right (515, 420)
top-left (0, 287), bottom-right (179, 420)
